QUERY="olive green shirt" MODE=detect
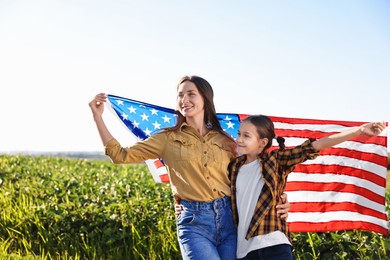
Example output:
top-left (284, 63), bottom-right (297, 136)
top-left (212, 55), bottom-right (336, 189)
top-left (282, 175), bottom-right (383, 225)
top-left (105, 122), bottom-right (237, 202)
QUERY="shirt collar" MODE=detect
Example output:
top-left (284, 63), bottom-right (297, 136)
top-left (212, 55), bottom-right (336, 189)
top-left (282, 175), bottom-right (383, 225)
top-left (179, 121), bottom-right (218, 136)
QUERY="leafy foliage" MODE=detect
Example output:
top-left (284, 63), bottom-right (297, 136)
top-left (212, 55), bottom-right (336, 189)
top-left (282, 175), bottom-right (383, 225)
top-left (0, 155), bottom-right (389, 259)
top-left (0, 155), bottom-right (178, 259)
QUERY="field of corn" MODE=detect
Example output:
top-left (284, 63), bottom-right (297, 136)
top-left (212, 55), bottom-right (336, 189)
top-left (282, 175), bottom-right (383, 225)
top-left (0, 154), bottom-right (389, 259)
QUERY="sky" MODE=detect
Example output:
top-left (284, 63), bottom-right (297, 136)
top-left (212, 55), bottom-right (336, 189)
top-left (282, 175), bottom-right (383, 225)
top-left (0, 0), bottom-right (389, 153)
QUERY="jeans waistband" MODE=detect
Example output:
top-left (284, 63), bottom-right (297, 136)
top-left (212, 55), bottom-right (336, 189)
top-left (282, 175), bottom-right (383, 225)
top-left (181, 196), bottom-right (231, 211)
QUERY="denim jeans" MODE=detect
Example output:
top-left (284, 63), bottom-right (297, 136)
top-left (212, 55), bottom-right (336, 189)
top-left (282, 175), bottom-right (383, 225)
top-left (176, 196), bottom-right (237, 260)
top-left (237, 244), bottom-right (292, 260)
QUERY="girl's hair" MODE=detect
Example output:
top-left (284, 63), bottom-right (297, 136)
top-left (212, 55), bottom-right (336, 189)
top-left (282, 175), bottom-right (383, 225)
top-left (165, 75), bottom-right (229, 137)
top-left (243, 115), bottom-right (285, 155)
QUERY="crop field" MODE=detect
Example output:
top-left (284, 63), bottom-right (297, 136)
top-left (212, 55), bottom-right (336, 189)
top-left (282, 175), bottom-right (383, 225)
top-left (0, 155), bottom-right (389, 259)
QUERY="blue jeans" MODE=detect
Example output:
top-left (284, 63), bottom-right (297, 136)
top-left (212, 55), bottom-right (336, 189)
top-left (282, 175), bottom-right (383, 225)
top-left (237, 244), bottom-right (292, 260)
top-left (176, 196), bottom-right (237, 260)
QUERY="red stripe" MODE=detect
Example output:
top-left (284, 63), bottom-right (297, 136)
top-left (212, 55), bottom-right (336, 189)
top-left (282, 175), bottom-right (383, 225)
top-left (273, 146), bottom-right (388, 168)
top-left (289, 202), bottom-right (387, 220)
top-left (275, 129), bottom-right (387, 147)
top-left (269, 116), bottom-right (371, 126)
top-left (238, 114), bottom-right (250, 121)
top-left (293, 164), bottom-right (386, 187)
top-left (288, 221), bottom-right (389, 235)
top-left (154, 159), bottom-right (165, 168)
top-left (318, 148), bottom-right (387, 168)
top-left (285, 182), bottom-right (385, 205)
top-left (159, 173), bottom-right (169, 183)
top-left (240, 113), bottom-right (370, 126)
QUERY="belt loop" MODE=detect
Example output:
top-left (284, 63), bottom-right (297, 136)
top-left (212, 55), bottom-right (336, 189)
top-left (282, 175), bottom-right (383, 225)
top-left (222, 196), bottom-right (229, 207)
top-left (214, 197), bottom-right (221, 210)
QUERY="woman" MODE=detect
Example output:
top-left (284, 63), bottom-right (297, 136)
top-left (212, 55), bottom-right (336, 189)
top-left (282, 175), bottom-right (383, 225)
top-left (89, 75), bottom-right (289, 259)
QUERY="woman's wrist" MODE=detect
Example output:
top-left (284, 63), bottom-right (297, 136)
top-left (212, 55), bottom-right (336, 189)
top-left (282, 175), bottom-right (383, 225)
top-left (93, 114), bottom-right (103, 122)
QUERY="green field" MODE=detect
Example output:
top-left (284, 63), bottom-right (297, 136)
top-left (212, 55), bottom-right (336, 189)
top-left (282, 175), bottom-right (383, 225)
top-left (0, 155), bottom-right (389, 259)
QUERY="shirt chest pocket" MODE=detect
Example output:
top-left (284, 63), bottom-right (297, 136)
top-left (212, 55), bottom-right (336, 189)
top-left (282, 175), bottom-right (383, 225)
top-left (208, 141), bottom-right (233, 165)
top-left (172, 138), bottom-right (199, 161)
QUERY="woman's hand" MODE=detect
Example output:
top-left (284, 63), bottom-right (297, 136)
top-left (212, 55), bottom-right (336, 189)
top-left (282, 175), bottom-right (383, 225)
top-left (276, 193), bottom-right (290, 220)
top-left (89, 93), bottom-right (107, 118)
top-left (88, 93), bottom-right (115, 145)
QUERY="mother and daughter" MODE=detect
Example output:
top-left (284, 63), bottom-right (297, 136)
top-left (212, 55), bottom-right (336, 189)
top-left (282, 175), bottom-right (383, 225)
top-left (89, 75), bottom-right (385, 260)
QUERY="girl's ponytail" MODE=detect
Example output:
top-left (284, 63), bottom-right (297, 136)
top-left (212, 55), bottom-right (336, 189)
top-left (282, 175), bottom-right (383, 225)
top-left (275, 136), bottom-right (285, 150)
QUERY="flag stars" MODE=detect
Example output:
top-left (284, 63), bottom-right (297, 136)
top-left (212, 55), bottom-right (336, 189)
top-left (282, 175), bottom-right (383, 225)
top-left (162, 115), bottom-right (171, 123)
top-left (144, 128), bottom-right (152, 136)
top-left (150, 109), bottom-right (158, 115)
top-left (121, 112), bottom-right (128, 121)
top-left (116, 100), bottom-right (124, 106)
top-left (140, 113), bottom-right (149, 121)
top-left (224, 115), bottom-right (232, 121)
top-left (153, 121), bottom-right (161, 129)
top-left (226, 121), bottom-right (235, 129)
top-left (132, 120), bottom-right (140, 128)
top-left (128, 106), bottom-right (137, 114)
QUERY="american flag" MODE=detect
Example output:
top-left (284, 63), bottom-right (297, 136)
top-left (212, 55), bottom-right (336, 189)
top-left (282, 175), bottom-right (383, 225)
top-left (107, 94), bottom-right (389, 235)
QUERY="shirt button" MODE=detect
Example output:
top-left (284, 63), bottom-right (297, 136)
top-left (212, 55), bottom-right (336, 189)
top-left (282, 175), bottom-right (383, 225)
top-left (213, 188), bottom-right (217, 192)
top-left (204, 163), bottom-right (207, 167)
top-left (206, 176), bottom-right (210, 179)
top-left (204, 151), bottom-right (207, 154)
top-left (203, 140), bottom-right (206, 143)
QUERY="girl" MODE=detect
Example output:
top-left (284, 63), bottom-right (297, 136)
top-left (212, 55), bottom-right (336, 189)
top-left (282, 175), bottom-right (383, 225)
top-left (228, 115), bottom-right (385, 260)
top-left (89, 76), bottom-right (290, 260)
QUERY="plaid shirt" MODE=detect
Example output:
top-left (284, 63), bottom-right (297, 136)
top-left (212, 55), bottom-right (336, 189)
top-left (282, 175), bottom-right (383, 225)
top-left (228, 139), bottom-right (320, 241)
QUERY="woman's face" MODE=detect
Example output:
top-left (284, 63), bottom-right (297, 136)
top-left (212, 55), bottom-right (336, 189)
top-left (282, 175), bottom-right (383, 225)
top-left (177, 81), bottom-right (205, 119)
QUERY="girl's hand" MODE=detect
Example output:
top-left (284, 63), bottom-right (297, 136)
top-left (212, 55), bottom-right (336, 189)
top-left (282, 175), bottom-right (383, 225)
top-left (89, 93), bottom-right (107, 117)
top-left (360, 122), bottom-right (386, 136)
top-left (276, 193), bottom-right (290, 220)
top-left (174, 204), bottom-right (183, 218)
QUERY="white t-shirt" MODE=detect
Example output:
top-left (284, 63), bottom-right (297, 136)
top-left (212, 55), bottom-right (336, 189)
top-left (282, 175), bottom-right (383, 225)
top-left (236, 159), bottom-right (290, 258)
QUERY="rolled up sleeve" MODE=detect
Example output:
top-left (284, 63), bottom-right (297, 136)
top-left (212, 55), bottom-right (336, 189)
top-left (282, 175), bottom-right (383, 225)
top-left (104, 134), bottom-right (165, 164)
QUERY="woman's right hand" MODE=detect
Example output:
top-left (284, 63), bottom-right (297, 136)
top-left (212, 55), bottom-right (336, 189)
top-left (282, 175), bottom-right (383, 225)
top-left (89, 93), bottom-right (107, 117)
top-left (88, 93), bottom-right (114, 146)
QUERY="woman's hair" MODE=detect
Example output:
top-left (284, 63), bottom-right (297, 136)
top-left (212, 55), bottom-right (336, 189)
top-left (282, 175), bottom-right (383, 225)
top-left (165, 75), bottom-right (224, 133)
top-left (243, 115), bottom-right (285, 155)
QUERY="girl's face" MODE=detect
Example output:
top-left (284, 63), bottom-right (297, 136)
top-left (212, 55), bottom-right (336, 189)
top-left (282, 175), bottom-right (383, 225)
top-left (177, 81), bottom-right (205, 119)
top-left (236, 121), bottom-right (268, 157)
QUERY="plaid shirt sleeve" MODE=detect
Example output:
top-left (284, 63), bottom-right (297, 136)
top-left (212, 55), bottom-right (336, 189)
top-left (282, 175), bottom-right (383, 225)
top-left (275, 138), bottom-right (319, 178)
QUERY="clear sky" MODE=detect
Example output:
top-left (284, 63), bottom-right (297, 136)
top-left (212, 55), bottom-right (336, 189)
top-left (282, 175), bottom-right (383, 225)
top-left (0, 0), bottom-right (389, 152)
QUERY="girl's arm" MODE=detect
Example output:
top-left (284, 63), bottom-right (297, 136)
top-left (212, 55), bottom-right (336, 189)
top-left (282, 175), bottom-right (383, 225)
top-left (311, 122), bottom-right (386, 151)
top-left (89, 93), bottom-right (114, 145)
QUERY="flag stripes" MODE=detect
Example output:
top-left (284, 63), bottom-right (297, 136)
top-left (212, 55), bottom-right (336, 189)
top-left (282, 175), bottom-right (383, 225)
top-left (288, 172), bottom-right (385, 195)
top-left (290, 202), bottom-right (386, 219)
top-left (288, 220), bottom-right (388, 235)
top-left (285, 182), bottom-right (384, 204)
top-left (294, 164), bottom-right (385, 187)
top-left (272, 117), bottom-right (388, 235)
